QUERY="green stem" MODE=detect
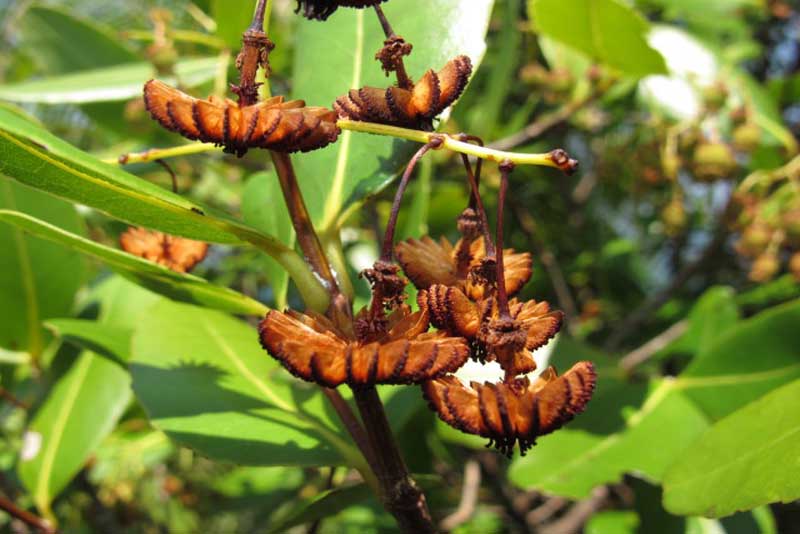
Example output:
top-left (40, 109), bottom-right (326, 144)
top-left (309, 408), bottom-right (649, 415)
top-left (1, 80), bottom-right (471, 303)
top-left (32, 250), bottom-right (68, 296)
top-left (108, 143), bottom-right (220, 165)
top-left (337, 119), bottom-right (570, 169)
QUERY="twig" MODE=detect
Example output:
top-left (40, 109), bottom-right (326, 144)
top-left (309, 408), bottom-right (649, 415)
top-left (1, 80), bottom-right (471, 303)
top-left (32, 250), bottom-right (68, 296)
top-left (110, 143), bottom-right (219, 165)
top-left (439, 459), bottom-right (481, 531)
top-left (618, 320), bottom-right (688, 372)
top-left (320, 388), bottom-right (378, 473)
top-left (489, 97), bottom-right (588, 152)
top-left (605, 198), bottom-right (735, 351)
top-left (526, 496), bottom-right (568, 526)
top-left (153, 159), bottom-right (178, 193)
top-left (0, 386), bottom-right (29, 409)
top-left (539, 487), bottom-right (608, 534)
top-left (337, 120), bottom-right (578, 173)
top-left (477, 452), bottom-right (529, 532)
top-left (509, 198), bottom-right (579, 328)
top-left (352, 386), bottom-right (435, 533)
top-left (0, 493), bottom-right (56, 534)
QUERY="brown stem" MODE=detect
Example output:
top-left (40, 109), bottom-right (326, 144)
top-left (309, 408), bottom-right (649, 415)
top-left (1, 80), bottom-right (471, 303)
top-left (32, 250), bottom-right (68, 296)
top-left (352, 386), bottom-right (435, 533)
top-left (233, 0), bottom-right (273, 107)
top-left (321, 388), bottom-right (378, 472)
top-left (458, 151), bottom-right (494, 257)
top-left (270, 152), bottom-right (340, 297)
top-left (154, 159), bottom-right (178, 193)
top-left (380, 138), bottom-right (441, 261)
top-left (495, 160), bottom-right (515, 320)
top-left (0, 386), bottom-right (29, 409)
top-left (0, 493), bottom-right (56, 533)
top-left (373, 5), bottom-right (413, 90)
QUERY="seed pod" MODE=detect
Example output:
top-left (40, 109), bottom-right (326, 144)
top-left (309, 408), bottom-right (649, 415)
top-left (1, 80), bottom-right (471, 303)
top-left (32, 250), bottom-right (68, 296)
top-left (295, 0), bottom-right (388, 21)
top-left (732, 123), bottom-right (761, 152)
top-left (692, 142), bottom-right (737, 181)
top-left (143, 80), bottom-right (340, 156)
top-left (120, 227), bottom-right (208, 273)
top-left (258, 307), bottom-right (469, 387)
top-left (749, 252), bottom-right (780, 282)
top-left (334, 55), bottom-right (473, 130)
top-left (423, 361), bottom-right (596, 456)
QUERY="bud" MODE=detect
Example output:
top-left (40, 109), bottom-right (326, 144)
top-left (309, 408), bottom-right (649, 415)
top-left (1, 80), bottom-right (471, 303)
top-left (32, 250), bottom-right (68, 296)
top-left (693, 142), bottom-right (737, 181)
top-left (702, 82), bottom-right (728, 112)
top-left (662, 196), bottom-right (686, 236)
top-left (732, 123), bottom-right (761, 152)
top-left (749, 252), bottom-right (780, 282)
top-left (736, 222), bottom-right (773, 257)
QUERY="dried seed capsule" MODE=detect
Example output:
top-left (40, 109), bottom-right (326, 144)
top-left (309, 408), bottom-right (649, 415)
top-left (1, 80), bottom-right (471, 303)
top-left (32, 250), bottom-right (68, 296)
top-left (334, 55), bottom-right (473, 130)
top-left (258, 307), bottom-right (469, 387)
top-left (120, 227), bottom-right (208, 273)
top-left (143, 80), bottom-right (340, 156)
top-left (423, 361), bottom-right (596, 456)
top-left (296, 0), bottom-right (388, 21)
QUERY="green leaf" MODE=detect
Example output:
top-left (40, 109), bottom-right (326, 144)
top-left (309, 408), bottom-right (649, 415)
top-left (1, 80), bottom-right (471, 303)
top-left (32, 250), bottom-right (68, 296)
top-left (660, 286), bottom-right (740, 359)
top-left (19, 5), bottom-right (138, 74)
top-left (130, 300), bottom-right (363, 468)
top-left (0, 210), bottom-right (268, 316)
top-left (0, 57), bottom-right (219, 104)
top-left (241, 172), bottom-right (294, 309)
top-left (528, 0), bottom-right (667, 77)
top-left (0, 179), bottom-right (87, 357)
top-left (663, 379), bottom-right (800, 518)
top-left (212, 0), bottom-right (254, 50)
top-left (0, 106), bottom-right (278, 246)
top-left (18, 351), bottom-right (131, 518)
top-left (292, 0), bottom-right (495, 230)
top-left (585, 511), bottom-right (639, 534)
top-left (266, 483), bottom-right (373, 534)
top-left (677, 299), bottom-right (800, 421)
top-left (509, 381), bottom-right (709, 499)
top-left (45, 319), bottom-right (132, 365)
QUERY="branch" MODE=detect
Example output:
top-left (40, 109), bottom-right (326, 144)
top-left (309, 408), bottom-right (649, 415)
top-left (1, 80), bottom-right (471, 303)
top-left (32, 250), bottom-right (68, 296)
top-left (0, 493), bottom-right (56, 534)
top-left (337, 121), bottom-right (578, 173)
top-left (538, 487), bottom-right (608, 534)
top-left (618, 320), bottom-right (688, 372)
top-left (439, 459), bottom-right (481, 531)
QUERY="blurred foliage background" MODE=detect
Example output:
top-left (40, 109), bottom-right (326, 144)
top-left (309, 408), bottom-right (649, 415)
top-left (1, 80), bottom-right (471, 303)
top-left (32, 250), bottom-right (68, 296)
top-left (1, 0), bottom-right (799, 532)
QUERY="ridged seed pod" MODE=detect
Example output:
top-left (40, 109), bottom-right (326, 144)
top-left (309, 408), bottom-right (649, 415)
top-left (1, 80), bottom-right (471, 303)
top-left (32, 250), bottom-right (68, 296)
top-left (334, 55), bottom-right (473, 130)
top-left (295, 0), bottom-right (388, 21)
top-left (423, 361), bottom-right (596, 456)
top-left (143, 79), bottom-right (340, 156)
top-left (120, 227), bottom-right (208, 273)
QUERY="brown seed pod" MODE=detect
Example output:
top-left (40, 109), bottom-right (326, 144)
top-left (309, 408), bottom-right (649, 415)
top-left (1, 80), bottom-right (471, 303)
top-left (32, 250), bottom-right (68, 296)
top-left (419, 285), bottom-right (562, 376)
top-left (295, 0), bottom-right (388, 20)
top-left (396, 236), bottom-right (532, 301)
top-left (143, 79), bottom-right (340, 157)
top-left (422, 361), bottom-right (596, 456)
top-left (334, 55), bottom-right (473, 130)
top-left (120, 227), bottom-right (208, 273)
top-left (258, 307), bottom-right (469, 387)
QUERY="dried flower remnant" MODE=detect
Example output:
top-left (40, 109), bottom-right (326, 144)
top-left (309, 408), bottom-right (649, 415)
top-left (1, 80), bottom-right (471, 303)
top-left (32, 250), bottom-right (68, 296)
top-left (120, 227), bottom-right (208, 273)
top-left (396, 235), bottom-right (532, 302)
top-left (295, 0), bottom-right (388, 21)
top-left (420, 285), bottom-right (563, 376)
top-left (423, 361), bottom-right (596, 456)
top-left (334, 55), bottom-right (473, 130)
top-left (258, 306), bottom-right (469, 387)
top-left (143, 80), bottom-right (340, 157)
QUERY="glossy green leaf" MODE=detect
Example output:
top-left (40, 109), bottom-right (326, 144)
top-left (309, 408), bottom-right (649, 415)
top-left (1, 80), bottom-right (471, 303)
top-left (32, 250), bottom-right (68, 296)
top-left (0, 210), bottom-right (268, 316)
top-left (585, 511), bottom-right (639, 534)
top-left (45, 319), bottom-right (132, 365)
top-left (509, 381), bottom-right (708, 499)
top-left (664, 379), bottom-right (800, 517)
top-left (130, 300), bottom-right (363, 468)
top-left (0, 179), bottom-right (87, 357)
top-left (266, 483), bottom-right (372, 534)
top-left (0, 106), bottom-right (280, 246)
top-left (529, 0), bottom-right (667, 77)
top-left (0, 57), bottom-right (219, 104)
top-left (677, 299), bottom-right (800, 421)
top-left (292, 0), bottom-right (495, 230)
top-left (18, 351), bottom-right (131, 518)
top-left (213, 0), bottom-right (254, 50)
top-left (241, 171), bottom-right (294, 309)
top-left (660, 286), bottom-right (740, 359)
top-left (19, 5), bottom-right (138, 75)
